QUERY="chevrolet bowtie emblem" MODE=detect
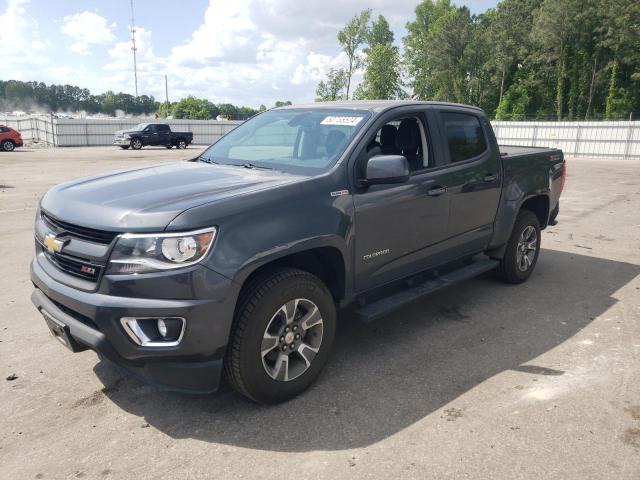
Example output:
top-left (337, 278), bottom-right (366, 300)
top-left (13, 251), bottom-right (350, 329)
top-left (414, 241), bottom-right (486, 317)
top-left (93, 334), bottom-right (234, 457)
top-left (43, 233), bottom-right (67, 254)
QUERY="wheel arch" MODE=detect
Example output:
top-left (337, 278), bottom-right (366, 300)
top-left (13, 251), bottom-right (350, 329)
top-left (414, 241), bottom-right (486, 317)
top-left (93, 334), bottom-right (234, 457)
top-left (487, 193), bottom-right (550, 260)
top-left (236, 246), bottom-right (347, 305)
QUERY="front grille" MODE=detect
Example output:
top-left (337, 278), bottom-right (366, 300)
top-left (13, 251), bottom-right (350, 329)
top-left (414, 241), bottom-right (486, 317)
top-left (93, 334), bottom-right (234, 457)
top-left (46, 252), bottom-right (103, 282)
top-left (41, 210), bottom-right (118, 245)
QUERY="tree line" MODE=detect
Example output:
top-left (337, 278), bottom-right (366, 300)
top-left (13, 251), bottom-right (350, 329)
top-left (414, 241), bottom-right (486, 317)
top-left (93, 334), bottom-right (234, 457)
top-left (316, 0), bottom-right (640, 120)
top-left (0, 80), bottom-right (282, 120)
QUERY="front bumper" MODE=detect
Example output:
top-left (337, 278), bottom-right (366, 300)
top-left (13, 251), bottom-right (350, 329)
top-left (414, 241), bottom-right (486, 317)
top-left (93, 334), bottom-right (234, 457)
top-left (30, 256), bottom-right (240, 393)
top-left (113, 138), bottom-right (130, 145)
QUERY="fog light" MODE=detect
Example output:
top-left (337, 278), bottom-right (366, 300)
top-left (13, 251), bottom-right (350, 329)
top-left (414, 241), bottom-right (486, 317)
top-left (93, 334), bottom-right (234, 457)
top-left (157, 318), bottom-right (182, 341)
top-left (120, 317), bottom-right (185, 347)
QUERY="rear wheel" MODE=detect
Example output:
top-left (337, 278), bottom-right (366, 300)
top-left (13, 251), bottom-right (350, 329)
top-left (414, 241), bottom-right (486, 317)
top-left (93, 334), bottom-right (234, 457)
top-left (130, 138), bottom-right (142, 150)
top-left (176, 139), bottom-right (187, 149)
top-left (1, 140), bottom-right (15, 152)
top-left (224, 268), bottom-right (336, 404)
top-left (498, 210), bottom-right (541, 284)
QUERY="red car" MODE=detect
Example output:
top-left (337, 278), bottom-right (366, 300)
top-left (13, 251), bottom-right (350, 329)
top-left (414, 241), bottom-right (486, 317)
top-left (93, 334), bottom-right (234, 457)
top-left (0, 125), bottom-right (23, 151)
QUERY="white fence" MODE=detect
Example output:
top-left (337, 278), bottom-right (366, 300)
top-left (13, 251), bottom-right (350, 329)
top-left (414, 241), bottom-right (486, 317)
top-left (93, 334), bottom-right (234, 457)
top-left (0, 115), bottom-right (241, 147)
top-left (1, 115), bottom-right (639, 159)
top-left (491, 121), bottom-right (640, 160)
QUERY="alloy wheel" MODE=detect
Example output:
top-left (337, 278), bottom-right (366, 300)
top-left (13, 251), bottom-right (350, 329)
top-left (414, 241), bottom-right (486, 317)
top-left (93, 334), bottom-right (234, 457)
top-left (261, 298), bottom-right (323, 382)
top-left (516, 225), bottom-right (537, 272)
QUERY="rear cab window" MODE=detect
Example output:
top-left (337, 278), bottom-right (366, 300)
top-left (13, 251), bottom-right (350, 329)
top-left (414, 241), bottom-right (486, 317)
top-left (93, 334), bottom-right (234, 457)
top-left (440, 112), bottom-right (487, 162)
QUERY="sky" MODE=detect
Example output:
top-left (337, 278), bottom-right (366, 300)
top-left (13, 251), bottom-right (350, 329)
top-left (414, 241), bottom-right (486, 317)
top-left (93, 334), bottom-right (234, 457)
top-left (0, 0), bottom-right (499, 108)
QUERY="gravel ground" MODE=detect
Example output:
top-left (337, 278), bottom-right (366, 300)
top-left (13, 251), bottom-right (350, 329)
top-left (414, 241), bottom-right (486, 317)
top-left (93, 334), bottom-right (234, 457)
top-left (1, 147), bottom-right (639, 480)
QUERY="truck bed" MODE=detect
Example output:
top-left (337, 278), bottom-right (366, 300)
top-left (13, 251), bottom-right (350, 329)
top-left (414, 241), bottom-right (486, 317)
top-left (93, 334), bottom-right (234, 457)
top-left (499, 145), bottom-right (560, 158)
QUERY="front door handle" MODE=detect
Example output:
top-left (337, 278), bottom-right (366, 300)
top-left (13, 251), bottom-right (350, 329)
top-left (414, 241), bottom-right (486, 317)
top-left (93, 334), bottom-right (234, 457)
top-left (427, 186), bottom-right (447, 197)
top-left (484, 173), bottom-right (498, 182)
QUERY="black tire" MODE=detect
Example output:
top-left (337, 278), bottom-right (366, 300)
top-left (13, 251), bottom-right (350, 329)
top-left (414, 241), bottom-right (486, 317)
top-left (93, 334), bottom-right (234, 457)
top-left (498, 210), bottom-right (541, 284)
top-left (224, 268), bottom-right (336, 404)
top-left (130, 138), bottom-right (142, 150)
top-left (165, 145), bottom-right (173, 149)
top-left (176, 139), bottom-right (187, 149)
top-left (120, 145), bottom-right (130, 150)
top-left (548, 203), bottom-right (559, 225)
top-left (1, 140), bottom-right (15, 152)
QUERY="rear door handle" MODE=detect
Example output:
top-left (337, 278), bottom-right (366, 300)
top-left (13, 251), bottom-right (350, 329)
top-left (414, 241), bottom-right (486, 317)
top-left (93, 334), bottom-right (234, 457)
top-left (427, 186), bottom-right (447, 197)
top-left (484, 173), bottom-right (498, 182)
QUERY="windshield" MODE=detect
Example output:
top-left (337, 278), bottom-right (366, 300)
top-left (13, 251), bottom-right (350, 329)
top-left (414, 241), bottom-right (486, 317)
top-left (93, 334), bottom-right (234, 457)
top-left (198, 108), bottom-right (370, 174)
top-left (135, 123), bottom-right (150, 130)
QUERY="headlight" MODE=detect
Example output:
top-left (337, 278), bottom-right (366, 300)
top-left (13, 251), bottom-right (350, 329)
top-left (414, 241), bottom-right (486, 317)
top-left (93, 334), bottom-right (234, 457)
top-left (106, 227), bottom-right (216, 274)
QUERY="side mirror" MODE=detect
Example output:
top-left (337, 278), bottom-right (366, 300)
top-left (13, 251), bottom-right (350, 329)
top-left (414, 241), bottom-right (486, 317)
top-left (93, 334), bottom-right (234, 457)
top-left (365, 155), bottom-right (410, 185)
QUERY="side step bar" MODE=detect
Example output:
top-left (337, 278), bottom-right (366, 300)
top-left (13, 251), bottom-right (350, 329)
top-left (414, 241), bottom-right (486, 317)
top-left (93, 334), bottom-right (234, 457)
top-left (354, 258), bottom-right (499, 323)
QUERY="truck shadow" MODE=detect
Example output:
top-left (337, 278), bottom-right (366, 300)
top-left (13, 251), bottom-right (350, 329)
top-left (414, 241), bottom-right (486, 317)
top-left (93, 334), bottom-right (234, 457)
top-left (94, 248), bottom-right (639, 452)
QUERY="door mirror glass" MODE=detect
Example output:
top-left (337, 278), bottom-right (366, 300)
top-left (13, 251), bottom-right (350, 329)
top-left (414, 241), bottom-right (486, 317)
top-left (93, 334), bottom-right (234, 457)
top-left (365, 155), bottom-right (410, 185)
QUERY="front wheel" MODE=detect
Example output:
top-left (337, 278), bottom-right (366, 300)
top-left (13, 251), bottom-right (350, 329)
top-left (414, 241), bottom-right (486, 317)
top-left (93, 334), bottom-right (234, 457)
top-left (224, 268), bottom-right (336, 404)
top-left (130, 138), bottom-right (142, 150)
top-left (498, 210), bottom-right (541, 284)
top-left (120, 145), bottom-right (130, 150)
top-left (1, 140), bottom-right (15, 152)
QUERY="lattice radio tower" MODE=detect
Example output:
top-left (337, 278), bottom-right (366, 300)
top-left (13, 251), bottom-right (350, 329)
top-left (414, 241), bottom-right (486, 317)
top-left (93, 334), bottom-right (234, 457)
top-left (130, 0), bottom-right (139, 97)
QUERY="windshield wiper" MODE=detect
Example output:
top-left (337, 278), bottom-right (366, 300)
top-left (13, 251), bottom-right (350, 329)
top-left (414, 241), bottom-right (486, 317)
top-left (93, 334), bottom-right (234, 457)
top-left (229, 162), bottom-right (272, 170)
top-left (198, 156), bottom-right (218, 164)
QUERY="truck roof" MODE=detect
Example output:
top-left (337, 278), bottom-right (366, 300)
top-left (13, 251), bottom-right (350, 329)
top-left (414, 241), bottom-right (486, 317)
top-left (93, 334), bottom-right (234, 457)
top-left (277, 100), bottom-right (485, 114)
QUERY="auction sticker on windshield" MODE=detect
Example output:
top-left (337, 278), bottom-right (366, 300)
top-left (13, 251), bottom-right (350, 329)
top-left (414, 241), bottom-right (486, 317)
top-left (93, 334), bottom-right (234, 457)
top-left (320, 116), bottom-right (364, 126)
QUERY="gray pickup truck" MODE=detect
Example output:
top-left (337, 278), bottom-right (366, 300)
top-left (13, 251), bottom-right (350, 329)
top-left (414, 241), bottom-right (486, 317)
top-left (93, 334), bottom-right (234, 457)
top-left (31, 101), bottom-right (565, 403)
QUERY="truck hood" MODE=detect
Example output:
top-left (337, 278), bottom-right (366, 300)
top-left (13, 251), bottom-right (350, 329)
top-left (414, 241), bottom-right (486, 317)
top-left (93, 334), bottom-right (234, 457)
top-left (40, 161), bottom-right (304, 231)
top-left (114, 128), bottom-right (139, 135)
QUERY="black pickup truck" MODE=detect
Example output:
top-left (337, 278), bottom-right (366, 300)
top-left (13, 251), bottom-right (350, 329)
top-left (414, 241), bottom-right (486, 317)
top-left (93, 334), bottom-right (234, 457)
top-left (31, 101), bottom-right (565, 403)
top-left (113, 123), bottom-right (193, 150)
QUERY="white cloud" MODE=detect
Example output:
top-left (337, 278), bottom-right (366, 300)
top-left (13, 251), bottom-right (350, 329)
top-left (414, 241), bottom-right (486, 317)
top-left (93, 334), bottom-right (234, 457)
top-left (147, 0), bottom-right (420, 105)
top-left (2, 0), bottom-right (421, 106)
top-left (61, 11), bottom-right (116, 56)
top-left (0, 0), bottom-right (49, 74)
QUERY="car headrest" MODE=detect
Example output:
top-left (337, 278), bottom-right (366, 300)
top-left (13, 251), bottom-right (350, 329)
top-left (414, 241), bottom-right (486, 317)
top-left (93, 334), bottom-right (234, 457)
top-left (380, 125), bottom-right (398, 154)
top-left (395, 119), bottom-right (420, 151)
top-left (325, 130), bottom-right (347, 156)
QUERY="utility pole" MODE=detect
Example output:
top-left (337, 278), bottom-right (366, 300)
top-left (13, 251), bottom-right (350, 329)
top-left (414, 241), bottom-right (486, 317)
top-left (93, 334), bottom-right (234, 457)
top-left (130, 0), bottom-right (138, 97)
top-left (165, 75), bottom-right (169, 104)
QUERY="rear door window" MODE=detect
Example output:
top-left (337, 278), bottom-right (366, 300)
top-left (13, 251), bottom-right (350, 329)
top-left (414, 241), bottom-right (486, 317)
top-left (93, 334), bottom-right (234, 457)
top-left (440, 112), bottom-right (487, 162)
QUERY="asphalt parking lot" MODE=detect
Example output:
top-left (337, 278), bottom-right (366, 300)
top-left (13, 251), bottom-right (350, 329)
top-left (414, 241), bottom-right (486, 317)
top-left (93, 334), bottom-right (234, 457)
top-left (1, 146), bottom-right (639, 479)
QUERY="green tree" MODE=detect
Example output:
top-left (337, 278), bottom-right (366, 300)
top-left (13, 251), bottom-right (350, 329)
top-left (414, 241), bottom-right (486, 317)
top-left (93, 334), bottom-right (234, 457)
top-left (274, 100), bottom-right (292, 107)
top-left (99, 91), bottom-right (118, 116)
top-left (315, 68), bottom-right (349, 101)
top-left (403, 0), bottom-right (457, 100)
top-left (172, 96), bottom-right (219, 119)
top-left (356, 15), bottom-right (403, 100)
top-left (337, 9), bottom-right (371, 99)
top-left (368, 14), bottom-right (394, 47)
